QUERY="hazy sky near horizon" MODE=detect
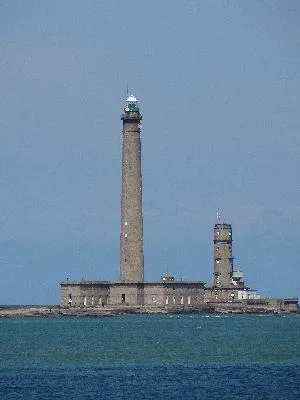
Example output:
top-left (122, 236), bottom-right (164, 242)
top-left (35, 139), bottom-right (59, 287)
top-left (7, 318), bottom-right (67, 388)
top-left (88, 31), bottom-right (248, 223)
top-left (0, 1), bottom-right (299, 304)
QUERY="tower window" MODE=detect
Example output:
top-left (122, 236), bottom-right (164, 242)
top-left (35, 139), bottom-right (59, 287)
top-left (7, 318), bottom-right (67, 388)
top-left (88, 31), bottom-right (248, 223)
top-left (121, 294), bottom-right (126, 303)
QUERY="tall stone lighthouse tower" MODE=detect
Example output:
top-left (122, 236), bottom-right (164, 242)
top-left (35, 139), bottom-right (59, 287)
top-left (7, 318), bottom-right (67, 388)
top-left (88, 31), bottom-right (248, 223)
top-left (213, 223), bottom-right (233, 287)
top-left (120, 95), bottom-right (144, 283)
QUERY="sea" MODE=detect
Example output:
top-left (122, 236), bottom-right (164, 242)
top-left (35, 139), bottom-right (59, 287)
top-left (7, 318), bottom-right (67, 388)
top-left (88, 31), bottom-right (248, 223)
top-left (0, 313), bottom-right (299, 399)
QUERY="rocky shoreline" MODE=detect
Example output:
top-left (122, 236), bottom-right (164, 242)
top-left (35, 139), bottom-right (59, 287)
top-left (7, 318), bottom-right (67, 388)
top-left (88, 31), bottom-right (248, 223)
top-left (0, 305), bottom-right (170, 318)
top-left (0, 305), bottom-right (298, 318)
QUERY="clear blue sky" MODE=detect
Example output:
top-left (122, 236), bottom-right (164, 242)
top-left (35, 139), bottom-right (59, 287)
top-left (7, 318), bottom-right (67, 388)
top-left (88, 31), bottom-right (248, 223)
top-left (0, 1), bottom-right (299, 304)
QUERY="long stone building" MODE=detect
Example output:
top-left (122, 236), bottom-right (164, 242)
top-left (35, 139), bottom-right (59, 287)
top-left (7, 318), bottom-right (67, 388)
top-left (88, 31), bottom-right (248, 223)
top-left (60, 95), bottom-right (297, 312)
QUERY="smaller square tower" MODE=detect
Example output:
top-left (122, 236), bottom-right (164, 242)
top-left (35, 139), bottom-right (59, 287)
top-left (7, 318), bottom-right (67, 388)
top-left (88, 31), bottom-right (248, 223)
top-left (213, 223), bottom-right (233, 287)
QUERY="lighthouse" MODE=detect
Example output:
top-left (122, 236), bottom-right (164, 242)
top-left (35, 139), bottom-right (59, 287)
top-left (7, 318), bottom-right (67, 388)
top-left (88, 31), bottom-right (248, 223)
top-left (120, 95), bottom-right (144, 282)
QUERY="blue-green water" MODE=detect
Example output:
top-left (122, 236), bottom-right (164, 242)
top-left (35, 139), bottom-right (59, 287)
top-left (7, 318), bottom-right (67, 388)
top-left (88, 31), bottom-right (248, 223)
top-left (0, 314), bottom-right (299, 399)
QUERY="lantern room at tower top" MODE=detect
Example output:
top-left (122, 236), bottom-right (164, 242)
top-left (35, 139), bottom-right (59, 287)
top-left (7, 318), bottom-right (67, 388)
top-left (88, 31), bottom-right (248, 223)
top-left (125, 94), bottom-right (139, 112)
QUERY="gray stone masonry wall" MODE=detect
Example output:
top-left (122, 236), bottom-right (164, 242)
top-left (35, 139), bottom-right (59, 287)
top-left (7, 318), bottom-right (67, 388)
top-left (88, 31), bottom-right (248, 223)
top-left (60, 281), bottom-right (298, 312)
top-left (109, 284), bottom-right (142, 306)
top-left (164, 283), bottom-right (205, 307)
top-left (60, 282), bottom-right (110, 307)
top-left (120, 110), bottom-right (144, 283)
top-left (61, 281), bottom-right (206, 307)
top-left (204, 287), bottom-right (240, 303)
top-left (143, 284), bottom-right (165, 307)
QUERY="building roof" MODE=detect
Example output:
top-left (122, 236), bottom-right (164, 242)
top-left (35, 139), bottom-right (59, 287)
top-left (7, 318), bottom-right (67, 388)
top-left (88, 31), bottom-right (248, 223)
top-left (126, 94), bottom-right (138, 103)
